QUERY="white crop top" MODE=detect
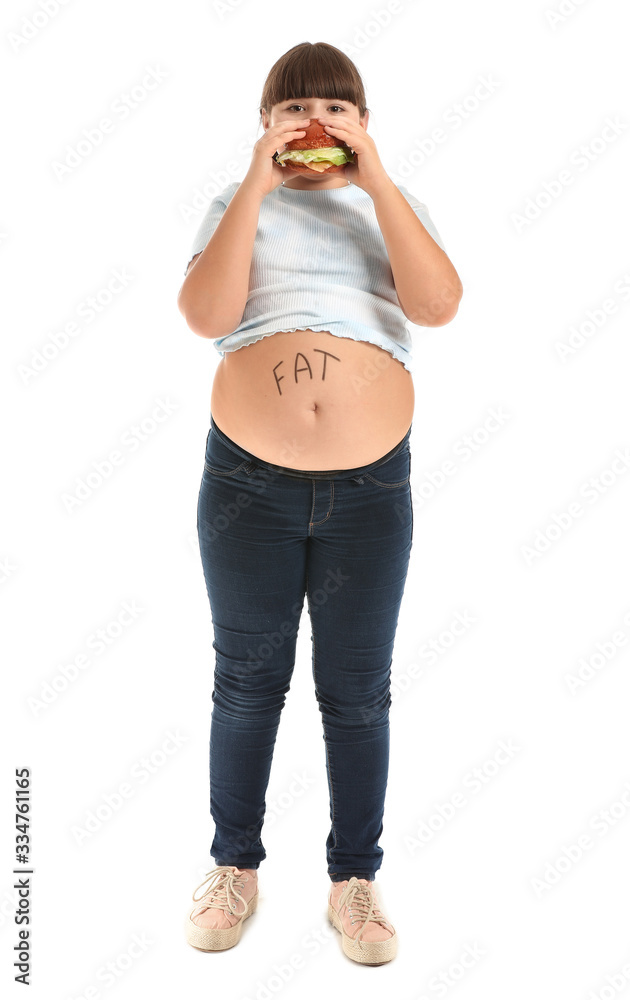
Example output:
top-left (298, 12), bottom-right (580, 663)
top-left (185, 180), bottom-right (446, 374)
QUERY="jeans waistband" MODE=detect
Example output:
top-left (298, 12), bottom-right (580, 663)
top-left (209, 415), bottom-right (412, 480)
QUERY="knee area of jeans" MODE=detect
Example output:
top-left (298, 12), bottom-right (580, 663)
top-left (319, 703), bottom-right (390, 728)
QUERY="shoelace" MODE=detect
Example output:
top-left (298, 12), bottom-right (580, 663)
top-left (190, 866), bottom-right (249, 921)
top-left (336, 878), bottom-right (394, 944)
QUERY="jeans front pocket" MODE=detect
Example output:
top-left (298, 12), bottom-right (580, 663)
top-left (361, 442), bottom-right (411, 489)
top-left (203, 428), bottom-right (258, 478)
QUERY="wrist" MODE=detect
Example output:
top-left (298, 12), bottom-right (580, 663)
top-left (238, 175), bottom-right (268, 203)
top-left (364, 170), bottom-right (397, 201)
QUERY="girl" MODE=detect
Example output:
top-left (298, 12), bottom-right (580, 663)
top-left (179, 41), bottom-right (462, 966)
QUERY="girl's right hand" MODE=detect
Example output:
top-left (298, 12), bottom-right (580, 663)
top-left (242, 119), bottom-right (311, 198)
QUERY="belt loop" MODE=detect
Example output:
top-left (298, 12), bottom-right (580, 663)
top-left (350, 475), bottom-right (364, 485)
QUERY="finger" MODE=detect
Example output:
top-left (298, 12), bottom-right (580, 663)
top-left (321, 123), bottom-right (357, 140)
top-left (269, 120), bottom-right (311, 132)
top-left (319, 123), bottom-right (358, 153)
top-left (265, 130), bottom-right (307, 153)
top-left (267, 128), bottom-right (308, 151)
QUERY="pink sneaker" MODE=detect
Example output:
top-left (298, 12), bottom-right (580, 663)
top-left (328, 877), bottom-right (397, 965)
top-left (184, 866), bottom-right (259, 951)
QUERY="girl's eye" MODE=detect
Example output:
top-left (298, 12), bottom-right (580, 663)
top-left (286, 104), bottom-right (346, 112)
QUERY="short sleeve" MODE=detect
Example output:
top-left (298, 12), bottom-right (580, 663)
top-left (183, 182), bottom-right (238, 275)
top-left (396, 184), bottom-right (446, 253)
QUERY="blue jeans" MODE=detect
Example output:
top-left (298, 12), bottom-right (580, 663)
top-left (197, 415), bottom-right (414, 883)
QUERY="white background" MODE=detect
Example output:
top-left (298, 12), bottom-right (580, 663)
top-left (2, 0), bottom-right (630, 997)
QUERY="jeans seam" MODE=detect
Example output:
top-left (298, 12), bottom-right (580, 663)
top-left (308, 483), bottom-right (316, 536)
top-left (203, 459), bottom-right (251, 477)
top-left (362, 473), bottom-right (410, 488)
top-left (325, 736), bottom-right (338, 858)
top-left (308, 567), bottom-right (338, 861)
top-left (309, 480), bottom-right (335, 530)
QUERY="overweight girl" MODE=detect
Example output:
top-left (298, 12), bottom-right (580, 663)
top-left (179, 40), bottom-right (462, 966)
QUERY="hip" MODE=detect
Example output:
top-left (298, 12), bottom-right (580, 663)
top-left (197, 416), bottom-right (414, 542)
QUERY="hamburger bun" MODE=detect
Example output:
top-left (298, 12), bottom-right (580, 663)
top-left (277, 118), bottom-right (354, 174)
top-left (284, 119), bottom-right (339, 152)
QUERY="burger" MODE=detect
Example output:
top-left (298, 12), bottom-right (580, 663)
top-left (274, 119), bottom-right (355, 174)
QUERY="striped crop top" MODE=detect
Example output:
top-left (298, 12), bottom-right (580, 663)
top-left (185, 180), bottom-right (446, 374)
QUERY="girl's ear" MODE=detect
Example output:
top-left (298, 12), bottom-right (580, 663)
top-left (361, 110), bottom-right (370, 130)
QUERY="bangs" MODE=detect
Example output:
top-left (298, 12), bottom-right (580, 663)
top-left (260, 42), bottom-right (367, 117)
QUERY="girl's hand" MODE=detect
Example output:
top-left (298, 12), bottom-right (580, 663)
top-left (242, 119), bottom-right (311, 199)
top-left (317, 117), bottom-right (390, 196)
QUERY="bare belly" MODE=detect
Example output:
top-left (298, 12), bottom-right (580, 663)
top-left (210, 329), bottom-right (414, 470)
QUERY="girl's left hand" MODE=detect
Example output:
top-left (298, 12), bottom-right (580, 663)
top-left (317, 117), bottom-right (390, 196)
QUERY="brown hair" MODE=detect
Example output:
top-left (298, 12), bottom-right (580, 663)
top-left (259, 41), bottom-right (369, 122)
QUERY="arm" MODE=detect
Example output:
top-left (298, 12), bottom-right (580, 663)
top-left (371, 178), bottom-right (463, 327)
top-left (177, 179), bottom-right (265, 340)
top-left (314, 115), bottom-right (463, 329)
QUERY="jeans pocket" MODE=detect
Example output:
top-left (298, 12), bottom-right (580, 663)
top-left (203, 428), bottom-right (257, 478)
top-left (361, 442), bottom-right (411, 489)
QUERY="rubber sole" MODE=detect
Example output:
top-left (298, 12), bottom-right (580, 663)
top-left (327, 902), bottom-right (397, 965)
top-left (184, 891), bottom-right (259, 951)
